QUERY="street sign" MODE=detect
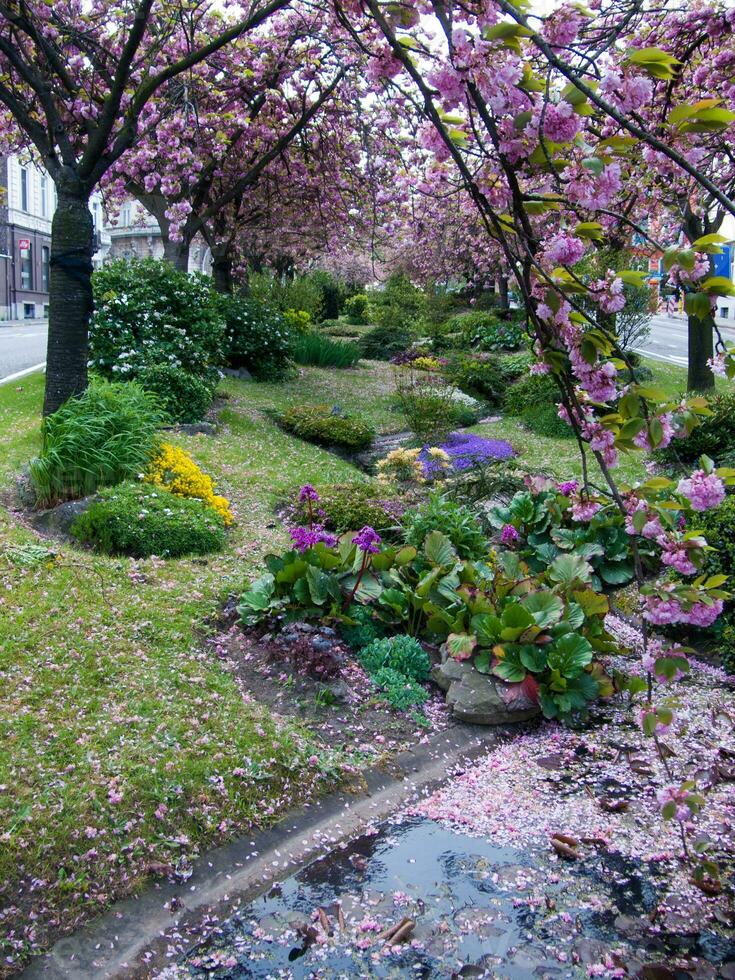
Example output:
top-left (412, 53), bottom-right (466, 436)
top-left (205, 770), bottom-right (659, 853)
top-left (18, 238), bottom-right (30, 251)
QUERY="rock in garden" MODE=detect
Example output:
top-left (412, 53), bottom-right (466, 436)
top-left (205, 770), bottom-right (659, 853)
top-left (434, 659), bottom-right (540, 725)
top-left (28, 496), bottom-right (96, 539)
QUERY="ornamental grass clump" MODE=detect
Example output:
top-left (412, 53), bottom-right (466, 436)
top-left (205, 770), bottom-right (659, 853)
top-left (359, 635), bottom-right (431, 682)
top-left (29, 380), bottom-right (164, 508)
top-left (292, 331), bottom-right (361, 368)
top-left (145, 443), bottom-right (234, 526)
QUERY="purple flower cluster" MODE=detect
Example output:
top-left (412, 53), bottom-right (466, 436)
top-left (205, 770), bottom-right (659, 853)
top-left (353, 525), bottom-right (382, 554)
top-left (500, 524), bottom-right (520, 545)
top-left (420, 431), bottom-right (515, 476)
top-left (390, 349), bottom-right (424, 366)
top-left (298, 484), bottom-right (320, 503)
top-left (677, 470), bottom-right (725, 512)
top-left (289, 525), bottom-right (337, 553)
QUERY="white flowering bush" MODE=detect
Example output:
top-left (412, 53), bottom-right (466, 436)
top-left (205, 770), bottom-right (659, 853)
top-left (89, 259), bottom-right (226, 384)
top-left (220, 295), bottom-right (293, 381)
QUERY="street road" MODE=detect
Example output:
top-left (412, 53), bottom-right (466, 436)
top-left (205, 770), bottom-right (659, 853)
top-left (0, 312), bottom-right (733, 383)
top-left (0, 320), bottom-right (47, 383)
top-left (635, 313), bottom-right (735, 367)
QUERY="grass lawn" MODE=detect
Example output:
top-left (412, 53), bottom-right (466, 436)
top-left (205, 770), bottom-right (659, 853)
top-left (0, 354), bottom-right (711, 971)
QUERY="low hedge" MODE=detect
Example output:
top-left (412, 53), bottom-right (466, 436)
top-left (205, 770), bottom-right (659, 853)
top-left (280, 405), bottom-right (375, 449)
top-left (71, 482), bottom-right (226, 557)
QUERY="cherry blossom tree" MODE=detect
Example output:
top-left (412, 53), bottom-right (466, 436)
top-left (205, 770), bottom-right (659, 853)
top-left (0, 0), bottom-right (292, 413)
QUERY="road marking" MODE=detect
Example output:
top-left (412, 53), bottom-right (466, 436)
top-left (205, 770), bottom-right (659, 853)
top-left (0, 362), bottom-right (46, 385)
top-left (634, 347), bottom-right (689, 366)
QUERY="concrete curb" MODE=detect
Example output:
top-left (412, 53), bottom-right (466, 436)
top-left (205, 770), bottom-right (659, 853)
top-left (21, 723), bottom-right (516, 979)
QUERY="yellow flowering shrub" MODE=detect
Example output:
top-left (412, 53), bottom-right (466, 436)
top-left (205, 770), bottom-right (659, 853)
top-left (411, 356), bottom-right (442, 372)
top-left (145, 443), bottom-right (235, 526)
top-left (376, 446), bottom-right (450, 486)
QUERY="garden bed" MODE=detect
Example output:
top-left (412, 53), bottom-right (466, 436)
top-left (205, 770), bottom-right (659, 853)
top-left (209, 610), bottom-right (453, 759)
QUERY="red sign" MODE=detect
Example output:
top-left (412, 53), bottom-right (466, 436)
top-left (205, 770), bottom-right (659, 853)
top-left (18, 238), bottom-right (30, 251)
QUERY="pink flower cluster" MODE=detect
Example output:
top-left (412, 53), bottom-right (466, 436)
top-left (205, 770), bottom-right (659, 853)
top-left (644, 595), bottom-right (723, 627)
top-left (677, 470), bottom-right (725, 512)
top-left (633, 413), bottom-right (674, 451)
top-left (544, 233), bottom-right (586, 268)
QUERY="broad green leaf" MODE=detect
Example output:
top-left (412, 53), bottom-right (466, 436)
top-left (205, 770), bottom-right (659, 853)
top-left (424, 530), bottom-right (457, 567)
top-left (547, 634), bottom-right (594, 676)
top-left (447, 632), bottom-right (476, 660)
top-left (521, 591), bottom-right (563, 627)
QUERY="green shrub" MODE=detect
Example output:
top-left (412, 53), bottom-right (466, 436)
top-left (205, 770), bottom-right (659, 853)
top-left (220, 295), bottom-right (293, 380)
top-left (283, 309), bottom-right (312, 333)
top-left (392, 374), bottom-right (461, 441)
top-left (655, 391), bottom-right (735, 468)
top-left (249, 270), bottom-right (324, 323)
top-left (340, 604), bottom-right (387, 651)
top-left (344, 293), bottom-right (369, 324)
top-left (280, 404), bottom-right (374, 449)
top-left (521, 402), bottom-right (575, 439)
top-left (71, 482), bottom-right (225, 558)
top-left (371, 667), bottom-right (429, 710)
top-left (498, 351), bottom-right (534, 382)
top-left (29, 381), bottom-right (163, 507)
top-left (292, 332), bottom-right (361, 368)
top-left (360, 635), bottom-right (431, 682)
top-left (445, 311), bottom-right (525, 351)
top-left (90, 258), bottom-right (225, 383)
top-left (321, 322), bottom-right (361, 338)
top-left (360, 324), bottom-right (415, 361)
top-left (402, 492), bottom-right (489, 560)
top-left (307, 270), bottom-right (344, 320)
top-left (366, 273), bottom-right (425, 334)
top-left (137, 365), bottom-right (215, 424)
top-left (445, 353), bottom-right (504, 404)
top-left (295, 482), bottom-right (402, 533)
top-left (504, 372), bottom-right (561, 417)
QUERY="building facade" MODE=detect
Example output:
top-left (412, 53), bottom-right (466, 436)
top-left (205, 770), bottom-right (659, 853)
top-left (104, 198), bottom-right (211, 274)
top-left (0, 156), bottom-right (110, 321)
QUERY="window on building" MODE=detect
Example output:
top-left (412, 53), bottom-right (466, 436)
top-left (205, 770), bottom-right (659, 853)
top-left (41, 246), bottom-right (50, 292)
top-left (40, 175), bottom-right (48, 217)
top-left (120, 202), bottom-right (131, 226)
top-left (21, 243), bottom-right (33, 290)
top-left (20, 167), bottom-right (29, 211)
top-left (721, 308), bottom-right (730, 319)
top-left (24, 303), bottom-right (35, 319)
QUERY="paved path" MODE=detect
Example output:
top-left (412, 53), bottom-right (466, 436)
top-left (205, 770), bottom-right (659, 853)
top-left (0, 319), bottom-right (47, 383)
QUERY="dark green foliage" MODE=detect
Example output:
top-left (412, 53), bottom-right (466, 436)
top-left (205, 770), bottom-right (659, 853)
top-left (698, 494), bottom-right (735, 580)
top-left (29, 381), bottom-right (163, 507)
top-left (445, 311), bottom-right (525, 351)
top-left (360, 635), bottom-right (431, 682)
top-left (344, 293), bottom-right (369, 324)
top-left (521, 402), bottom-right (575, 439)
top-left (90, 258), bottom-right (225, 383)
top-left (220, 295), bottom-right (293, 381)
top-left (445, 353), bottom-right (503, 404)
top-left (498, 351), bottom-right (534, 382)
top-left (504, 373), bottom-right (561, 418)
top-left (360, 324), bottom-right (415, 361)
top-left (71, 482), bottom-right (226, 557)
top-left (371, 667), bottom-right (429, 710)
top-left (292, 333), bottom-right (361, 368)
top-left (402, 492), bottom-right (489, 560)
top-left (339, 604), bottom-right (387, 651)
top-left (366, 273), bottom-right (425, 333)
top-left (307, 270), bottom-right (344, 320)
top-left (280, 404), bottom-right (374, 449)
top-left (655, 391), bottom-right (735, 468)
top-left (295, 482), bottom-right (402, 533)
top-left (137, 365), bottom-right (215, 424)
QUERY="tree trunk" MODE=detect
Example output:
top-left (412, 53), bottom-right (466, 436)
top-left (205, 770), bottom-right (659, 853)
top-left (162, 236), bottom-right (190, 272)
top-left (211, 250), bottom-right (233, 294)
top-left (498, 275), bottom-right (509, 313)
top-left (687, 311), bottom-right (715, 392)
top-left (44, 175), bottom-right (94, 416)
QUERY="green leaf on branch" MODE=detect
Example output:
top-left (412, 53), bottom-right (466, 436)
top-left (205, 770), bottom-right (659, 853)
top-left (625, 46), bottom-right (680, 79)
top-left (684, 292), bottom-right (712, 321)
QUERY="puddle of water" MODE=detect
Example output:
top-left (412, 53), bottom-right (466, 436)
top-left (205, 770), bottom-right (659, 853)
top-left (171, 817), bottom-right (735, 979)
